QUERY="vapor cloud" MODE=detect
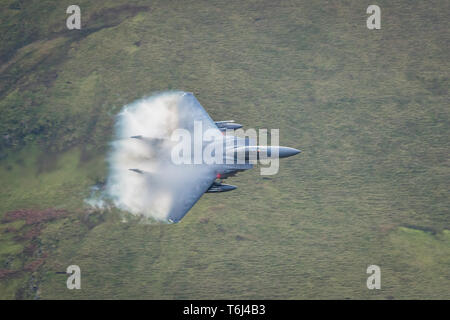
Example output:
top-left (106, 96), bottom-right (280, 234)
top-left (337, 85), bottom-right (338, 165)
top-left (87, 92), bottom-right (186, 221)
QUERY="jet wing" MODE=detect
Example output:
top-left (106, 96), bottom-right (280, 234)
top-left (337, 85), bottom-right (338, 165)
top-left (111, 91), bottom-right (227, 223)
top-left (166, 167), bottom-right (217, 223)
top-left (165, 93), bottom-right (221, 222)
top-left (176, 92), bottom-right (220, 132)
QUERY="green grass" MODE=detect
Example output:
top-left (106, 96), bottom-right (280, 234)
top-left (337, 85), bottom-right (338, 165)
top-left (0, 240), bottom-right (24, 257)
top-left (0, 0), bottom-right (449, 299)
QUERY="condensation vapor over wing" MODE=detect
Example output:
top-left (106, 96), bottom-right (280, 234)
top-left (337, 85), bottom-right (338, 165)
top-left (101, 91), bottom-right (220, 222)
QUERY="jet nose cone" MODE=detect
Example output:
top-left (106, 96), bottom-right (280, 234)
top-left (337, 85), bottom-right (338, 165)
top-left (279, 147), bottom-right (301, 158)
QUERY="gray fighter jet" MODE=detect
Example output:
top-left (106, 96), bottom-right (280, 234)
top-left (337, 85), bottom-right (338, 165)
top-left (129, 92), bottom-right (300, 223)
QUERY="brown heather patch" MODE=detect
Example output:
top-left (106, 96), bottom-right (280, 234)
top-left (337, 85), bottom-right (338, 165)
top-left (2, 208), bottom-right (67, 225)
top-left (23, 253), bottom-right (48, 272)
top-left (0, 209), bottom-right (69, 281)
top-left (0, 269), bottom-right (18, 279)
top-left (3, 226), bottom-right (17, 233)
top-left (23, 242), bottom-right (38, 256)
top-left (20, 226), bottom-right (42, 241)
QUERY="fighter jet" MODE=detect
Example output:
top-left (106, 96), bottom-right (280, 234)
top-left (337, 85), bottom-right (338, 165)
top-left (128, 92), bottom-right (300, 223)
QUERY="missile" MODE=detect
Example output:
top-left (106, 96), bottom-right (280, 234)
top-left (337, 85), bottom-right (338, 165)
top-left (206, 182), bottom-right (237, 193)
top-left (215, 120), bottom-right (243, 131)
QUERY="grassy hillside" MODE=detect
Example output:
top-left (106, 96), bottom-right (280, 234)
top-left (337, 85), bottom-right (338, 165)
top-left (0, 0), bottom-right (448, 299)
